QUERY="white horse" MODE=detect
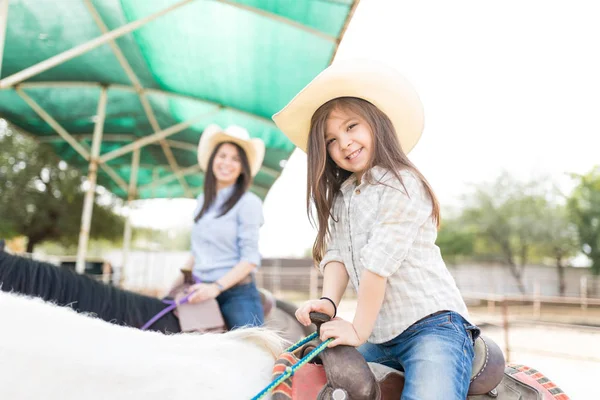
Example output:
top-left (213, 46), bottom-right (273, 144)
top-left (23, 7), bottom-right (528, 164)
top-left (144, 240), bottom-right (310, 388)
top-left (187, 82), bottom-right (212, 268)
top-left (0, 291), bottom-right (284, 399)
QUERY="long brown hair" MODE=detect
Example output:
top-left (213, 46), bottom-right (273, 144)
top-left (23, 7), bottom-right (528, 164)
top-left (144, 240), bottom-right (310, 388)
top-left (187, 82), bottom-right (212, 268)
top-left (308, 97), bottom-right (440, 264)
top-left (194, 141), bottom-right (251, 222)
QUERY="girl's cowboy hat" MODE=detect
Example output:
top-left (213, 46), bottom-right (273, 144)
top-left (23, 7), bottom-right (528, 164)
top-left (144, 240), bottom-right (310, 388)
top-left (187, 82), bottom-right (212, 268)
top-left (197, 124), bottom-right (265, 176)
top-left (272, 59), bottom-right (424, 154)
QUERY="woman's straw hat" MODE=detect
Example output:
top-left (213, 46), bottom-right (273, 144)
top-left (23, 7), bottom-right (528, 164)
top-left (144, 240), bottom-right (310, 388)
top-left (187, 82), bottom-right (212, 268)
top-left (197, 124), bottom-right (265, 176)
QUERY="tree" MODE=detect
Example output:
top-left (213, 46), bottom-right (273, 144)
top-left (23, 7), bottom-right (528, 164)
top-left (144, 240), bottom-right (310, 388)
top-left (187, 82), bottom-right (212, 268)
top-left (460, 172), bottom-right (552, 294)
top-left (536, 205), bottom-right (580, 295)
top-left (0, 127), bottom-right (124, 252)
top-left (436, 218), bottom-right (475, 265)
top-left (568, 167), bottom-right (600, 275)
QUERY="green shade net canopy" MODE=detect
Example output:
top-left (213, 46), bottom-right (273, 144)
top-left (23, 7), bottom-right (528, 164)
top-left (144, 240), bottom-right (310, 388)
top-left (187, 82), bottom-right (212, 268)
top-left (0, 0), bottom-right (358, 200)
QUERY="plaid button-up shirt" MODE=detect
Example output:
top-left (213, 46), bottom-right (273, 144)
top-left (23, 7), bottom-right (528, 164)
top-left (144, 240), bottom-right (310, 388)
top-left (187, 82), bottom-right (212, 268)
top-left (320, 166), bottom-right (469, 344)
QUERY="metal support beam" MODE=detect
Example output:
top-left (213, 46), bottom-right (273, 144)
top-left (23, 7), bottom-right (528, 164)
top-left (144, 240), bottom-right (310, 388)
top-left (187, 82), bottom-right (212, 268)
top-left (15, 81), bottom-right (276, 127)
top-left (0, 0), bottom-right (195, 88)
top-left (99, 109), bottom-right (220, 163)
top-left (138, 164), bottom-right (202, 191)
top-left (329, 0), bottom-right (360, 64)
top-left (141, 94), bottom-right (193, 197)
top-left (38, 133), bottom-right (198, 152)
top-left (99, 164), bottom-right (128, 193)
top-left (121, 148), bottom-right (140, 277)
top-left (75, 86), bottom-right (107, 274)
top-left (3, 119), bottom-right (127, 193)
top-left (136, 161), bottom-right (279, 192)
top-left (212, 0), bottom-right (337, 43)
top-left (84, 0), bottom-right (192, 197)
top-left (16, 87), bottom-right (90, 160)
top-left (83, 0), bottom-right (142, 88)
top-left (0, 0), bottom-right (9, 78)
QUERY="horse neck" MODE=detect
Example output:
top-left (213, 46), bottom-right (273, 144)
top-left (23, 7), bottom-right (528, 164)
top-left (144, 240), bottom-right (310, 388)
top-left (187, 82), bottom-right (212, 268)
top-left (0, 292), bottom-right (280, 399)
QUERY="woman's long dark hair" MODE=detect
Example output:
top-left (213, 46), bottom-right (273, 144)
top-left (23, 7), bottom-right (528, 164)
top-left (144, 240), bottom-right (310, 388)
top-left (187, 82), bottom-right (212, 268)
top-left (308, 97), bottom-right (440, 264)
top-left (194, 142), bottom-right (252, 222)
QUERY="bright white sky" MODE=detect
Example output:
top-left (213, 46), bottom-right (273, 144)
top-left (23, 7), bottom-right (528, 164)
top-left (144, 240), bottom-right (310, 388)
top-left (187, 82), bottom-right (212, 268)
top-left (131, 0), bottom-right (600, 258)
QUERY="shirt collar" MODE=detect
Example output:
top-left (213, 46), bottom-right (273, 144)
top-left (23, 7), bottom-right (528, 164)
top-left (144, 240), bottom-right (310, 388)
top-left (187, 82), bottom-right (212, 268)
top-left (216, 184), bottom-right (236, 201)
top-left (340, 165), bottom-right (389, 194)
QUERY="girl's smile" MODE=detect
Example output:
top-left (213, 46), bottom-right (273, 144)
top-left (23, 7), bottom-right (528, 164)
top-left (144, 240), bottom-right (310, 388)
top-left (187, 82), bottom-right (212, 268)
top-left (325, 108), bottom-right (373, 177)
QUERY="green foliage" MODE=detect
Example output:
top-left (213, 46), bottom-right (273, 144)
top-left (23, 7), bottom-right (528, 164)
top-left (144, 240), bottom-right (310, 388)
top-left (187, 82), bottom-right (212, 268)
top-left (452, 172), bottom-right (579, 293)
top-left (568, 167), bottom-right (600, 275)
top-left (0, 127), bottom-right (124, 252)
top-left (436, 219), bottom-right (475, 265)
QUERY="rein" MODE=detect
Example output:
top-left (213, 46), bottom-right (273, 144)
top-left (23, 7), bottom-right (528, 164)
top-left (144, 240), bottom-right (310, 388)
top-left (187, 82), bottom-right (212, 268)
top-left (140, 291), bottom-right (195, 331)
top-left (250, 332), bottom-right (333, 400)
top-left (140, 275), bottom-right (201, 331)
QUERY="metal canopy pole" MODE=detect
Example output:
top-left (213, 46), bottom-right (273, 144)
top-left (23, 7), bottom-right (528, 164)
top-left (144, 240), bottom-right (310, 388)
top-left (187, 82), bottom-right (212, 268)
top-left (121, 147), bottom-right (140, 281)
top-left (0, 0), bottom-right (9, 78)
top-left (329, 0), bottom-right (360, 64)
top-left (16, 88), bottom-right (90, 160)
top-left (99, 109), bottom-right (220, 163)
top-left (75, 86), bottom-right (107, 274)
top-left (5, 119), bottom-right (127, 193)
top-left (0, 0), bottom-right (195, 88)
top-left (39, 134), bottom-right (199, 152)
top-left (16, 81), bottom-right (277, 127)
top-left (84, 0), bottom-right (192, 197)
top-left (212, 0), bottom-right (337, 43)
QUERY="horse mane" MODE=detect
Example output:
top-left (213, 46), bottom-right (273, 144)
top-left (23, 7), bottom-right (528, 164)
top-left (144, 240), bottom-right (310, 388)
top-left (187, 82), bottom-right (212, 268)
top-left (0, 291), bottom-right (284, 399)
top-left (0, 252), bottom-right (180, 333)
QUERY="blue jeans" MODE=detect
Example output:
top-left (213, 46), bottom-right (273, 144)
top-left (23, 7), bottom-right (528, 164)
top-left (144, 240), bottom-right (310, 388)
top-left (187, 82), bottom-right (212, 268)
top-left (216, 279), bottom-right (264, 329)
top-left (358, 311), bottom-right (480, 400)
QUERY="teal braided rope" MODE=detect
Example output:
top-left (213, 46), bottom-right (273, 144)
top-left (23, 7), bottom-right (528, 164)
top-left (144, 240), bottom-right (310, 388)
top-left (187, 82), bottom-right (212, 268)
top-left (250, 336), bottom-right (333, 400)
top-left (284, 331), bottom-right (318, 353)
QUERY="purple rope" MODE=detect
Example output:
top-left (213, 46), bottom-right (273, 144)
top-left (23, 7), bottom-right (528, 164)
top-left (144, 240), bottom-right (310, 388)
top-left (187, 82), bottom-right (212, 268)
top-left (140, 275), bottom-right (203, 331)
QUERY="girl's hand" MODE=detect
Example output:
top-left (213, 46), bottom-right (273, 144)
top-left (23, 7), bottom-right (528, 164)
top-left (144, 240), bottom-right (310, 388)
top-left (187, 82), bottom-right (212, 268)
top-left (185, 283), bottom-right (221, 304)
top-left (320, 318), bottom-right (364, 348)
top-left (295, 298), bottom-right (336, 327)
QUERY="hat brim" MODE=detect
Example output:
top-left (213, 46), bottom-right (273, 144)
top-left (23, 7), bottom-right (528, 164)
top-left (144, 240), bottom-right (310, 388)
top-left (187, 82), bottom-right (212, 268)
top-left (197, 132), bottom-right (265, 177)
top-left (272, 59), bottom-right (424, 154)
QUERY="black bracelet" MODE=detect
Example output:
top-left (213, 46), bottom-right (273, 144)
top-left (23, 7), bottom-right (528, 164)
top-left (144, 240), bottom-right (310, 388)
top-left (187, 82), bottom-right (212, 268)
top-left (320, 296), bottom-right (337, 318)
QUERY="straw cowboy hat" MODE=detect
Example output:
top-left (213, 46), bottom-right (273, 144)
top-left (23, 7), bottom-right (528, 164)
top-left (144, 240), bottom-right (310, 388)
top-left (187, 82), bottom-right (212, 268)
top-left (197, 124), bottom-right (265, 176)
top-left (272, 59), bottom-right (424, 154)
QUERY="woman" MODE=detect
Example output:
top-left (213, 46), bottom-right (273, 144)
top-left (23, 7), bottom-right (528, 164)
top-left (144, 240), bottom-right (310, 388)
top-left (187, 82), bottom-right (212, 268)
top-left (169, 124), bottom-right (266, 329)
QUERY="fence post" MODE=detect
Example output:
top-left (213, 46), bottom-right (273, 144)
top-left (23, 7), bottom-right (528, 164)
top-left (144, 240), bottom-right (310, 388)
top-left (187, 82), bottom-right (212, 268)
top-left (533, 281), bottom-right (541, 318)
top-left (581, 276), bottom-right (588, 310)
top-left (256, 268), bottom-right (264, 289)
top-left (487, 299), bottom-right (495, 313)
top-left (309, 267), bottom-right (319, 299)
top-left (502, 298), bottom-right (510, 363)
top-left (272, 259), bottom-right (282, 297)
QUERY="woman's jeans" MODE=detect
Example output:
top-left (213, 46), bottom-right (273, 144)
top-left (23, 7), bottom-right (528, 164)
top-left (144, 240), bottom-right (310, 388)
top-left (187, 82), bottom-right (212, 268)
top-left (216, 279), bottom-right (264, 329)
top-left (358, 311), bottom-right (480, 400)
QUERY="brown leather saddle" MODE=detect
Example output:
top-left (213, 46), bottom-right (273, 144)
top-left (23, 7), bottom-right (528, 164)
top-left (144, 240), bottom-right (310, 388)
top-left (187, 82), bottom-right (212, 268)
top-left (167, 269), bottom-right (275, 333)
top-left (304, 312), bottom-right (506, 399)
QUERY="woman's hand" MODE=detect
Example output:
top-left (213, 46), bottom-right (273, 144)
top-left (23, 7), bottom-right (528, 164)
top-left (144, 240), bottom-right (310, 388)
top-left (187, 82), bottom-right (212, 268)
top-left (185, 283), bottom-right (221, 304)
top-left (295, 298), bottom-right (336, 327)
top-left (320, 318), bottom-right (364, 348)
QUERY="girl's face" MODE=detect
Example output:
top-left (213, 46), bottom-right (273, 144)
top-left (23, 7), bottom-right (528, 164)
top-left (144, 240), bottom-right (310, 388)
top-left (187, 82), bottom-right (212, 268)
top-left (324, 107), bottom-right (373, 178)
top-left (211, 143), bottom-right (243, 188)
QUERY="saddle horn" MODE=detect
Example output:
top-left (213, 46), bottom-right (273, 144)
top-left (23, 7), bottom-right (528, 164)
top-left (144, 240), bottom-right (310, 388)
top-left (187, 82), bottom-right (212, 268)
top-left (309, 312), bottom-right (380, 400)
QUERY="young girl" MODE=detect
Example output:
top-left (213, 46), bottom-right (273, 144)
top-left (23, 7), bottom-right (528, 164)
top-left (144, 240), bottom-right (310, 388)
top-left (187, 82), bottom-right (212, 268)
top-left (273, 60), bottom-right (480, 399)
